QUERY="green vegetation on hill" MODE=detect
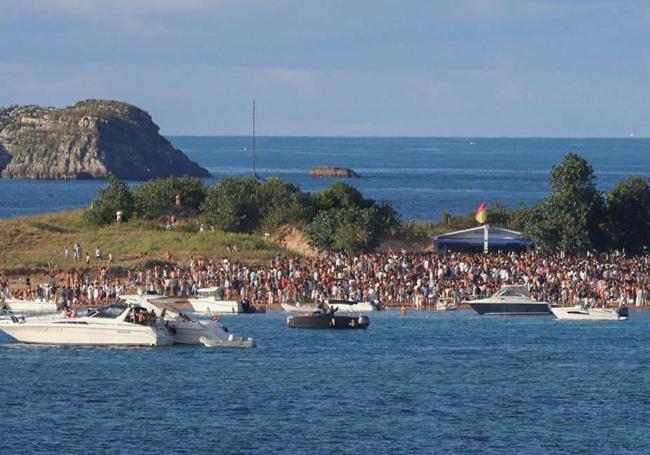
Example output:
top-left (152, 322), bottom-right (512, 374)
top-left (86, 176), bottom-right (399, 256)
top-left (0, 210), bottom-right (284, 272)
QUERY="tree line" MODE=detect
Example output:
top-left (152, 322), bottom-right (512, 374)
top-left (85, 152), bottom-right (650, 256)
top-left (440, 153), bottom-right (650, 255)
top-left (84, 176), bottom-right (399, 255)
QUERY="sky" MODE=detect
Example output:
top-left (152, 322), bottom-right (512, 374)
top-left (1, 0), bottom-right (649, 136)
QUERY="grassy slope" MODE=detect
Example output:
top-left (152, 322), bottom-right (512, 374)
top-left (0, 210), bottom-right (287, 272)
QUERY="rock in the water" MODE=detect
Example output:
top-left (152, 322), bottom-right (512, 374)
top-left (0, 99), bottom-right (210, 180)
top-left (309, 166), bottom-right (360, 178)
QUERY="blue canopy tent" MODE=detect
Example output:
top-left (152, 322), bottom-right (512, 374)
top-left (432, 226), bottom-right (533, 253)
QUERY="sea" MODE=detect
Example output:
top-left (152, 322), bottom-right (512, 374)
top-left (1, 310), bottom-right (649, 454)
top-left (2, 138), bottom-right (650, 454)
top-left (1, 137), bottom-right (649, 220)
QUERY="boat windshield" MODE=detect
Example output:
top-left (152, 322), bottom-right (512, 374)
top-left (493, 286), bottom-right (530, 298)
top-left (90, 304), bottom-right (128, 319)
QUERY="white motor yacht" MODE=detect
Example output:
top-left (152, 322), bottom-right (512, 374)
top-left (551, 304), bottom-right (628, 321)
top-left (1, 297), bottom-right (59, 314)
top-left (188, 287), bottom-right (253, 314)
top-left (326, 299), bottom-right (385, 312)
top-left (466, 285), bottom-right (551, 315)
top-left (0, 303), bottom-right (173, 346)
top-left (120, 294), bottom-right (255, 348)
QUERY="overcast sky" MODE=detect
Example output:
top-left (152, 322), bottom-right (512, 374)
top-left (1, 0), bottom-right (649, 136)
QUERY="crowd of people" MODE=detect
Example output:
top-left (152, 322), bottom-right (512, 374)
top-left (2, 249), bottom-right (650, 309)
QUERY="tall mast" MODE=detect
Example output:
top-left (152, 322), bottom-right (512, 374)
top-left (252, 99), bottom-right (256, 178)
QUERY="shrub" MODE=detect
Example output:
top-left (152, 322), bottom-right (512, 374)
top-left (201, 177), bottom-right (261, 232)
top-left (307, 206), bottom-right (388, 255)
top-left (133, 176), bottom-right (208, 219)
top-left (83, 176), bottom-right (134, 226)
top-left (256, 178), bottom-right (312, 230)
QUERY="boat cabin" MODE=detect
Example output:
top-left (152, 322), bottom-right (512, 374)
top-left (492, 285), bottom-right (531, 298)
top-left (196, 287), bottom-right (226, 301)
top-left (88, 303), bottom-right (158, 325)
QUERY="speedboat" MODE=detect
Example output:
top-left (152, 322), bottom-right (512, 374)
top-left (188, 287), bottom-right (261, 314)
top-left (1, 297), bottom-right (59, 314)
top-left (120, 294), bottom-right (255, 348)
top-left (281, 302), bottom-right (317, 313)
top-left (0, 303), bottom-right (173, 346)
top-left (287, 309), bottom-right (369, 329)
top-left (551, 304), bottom-right (628, 321)
top-left (436, 297), bottom-right (458, 311)
top-left (325, 299), bottom-right (385, 312)
top-left (466, 285), bottom-right (551, 315)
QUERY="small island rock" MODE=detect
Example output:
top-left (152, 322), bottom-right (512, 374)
top-left (309, 166), bottom-right (360, 178)
top-left (0, 99), bottom-right (210, 180)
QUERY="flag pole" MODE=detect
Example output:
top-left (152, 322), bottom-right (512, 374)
top-left (483, 223), bottom-right (489, 254)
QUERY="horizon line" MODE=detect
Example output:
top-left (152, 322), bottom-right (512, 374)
top-left (162, 134), bottom-right (648, 140)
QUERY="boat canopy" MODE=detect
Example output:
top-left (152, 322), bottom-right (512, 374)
top-left (493, 285), bottom-right (530, 298)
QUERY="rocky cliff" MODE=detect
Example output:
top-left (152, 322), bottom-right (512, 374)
top-left (0, 99), bottom-right (210, 180)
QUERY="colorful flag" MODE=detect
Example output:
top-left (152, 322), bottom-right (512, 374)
top-left (475, 201), bottom-right (488, 224)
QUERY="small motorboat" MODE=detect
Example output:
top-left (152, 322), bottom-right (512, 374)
top-left (281, 302), bottom-right (317, 313)
top-left (287, 308), bottom-right (369, 329)
top-left (551, 304), bottom-right (629, 321)
top-left (1, 297), bottom-right (59, 315)
top-left (120, 294), bottom-right (256, 347)
top-left (466, 285), bottom-right (551, 315)
top-left (188, 288), bottom-right (262, 314)
top-left (435, 297), bottom-right (458, 311)
top-left (326, 299), bottom-right (386, 312)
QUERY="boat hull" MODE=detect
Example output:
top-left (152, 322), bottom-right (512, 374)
top-left (189, 299), bottom-right (243, 314)
top-left (326, 301), bottom-right (383, 312)
top-left (287, 314), bottom-right (369, 329)
top-left (2, 299), bottom-right (58, 313)
top-left (0, 322), bottom-right (173, 346)
top-left (468, 302), bottom-right (551, 315)
top-left (281, 303), bottom-right (317, 313)
top-left (551, 306), bottom-right (627, 321)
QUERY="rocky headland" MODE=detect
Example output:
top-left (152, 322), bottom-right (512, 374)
top-left (0, 99), bottom-right (210, 180)
top-left (309, 166), bottom-right (360, 178)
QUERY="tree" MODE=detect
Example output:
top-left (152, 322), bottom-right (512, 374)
top-left (486, 202), bottom-right (511, 227)
top-left (310, 181), bottom-right (370, 211)
top-left (200, 177), bottom-right (261, 232)
top-left (607, 177), bottom-right (650, 253)
top-left (306, 206), bottom-right (386, 255)
top-left (523, 153), bottom-right (609, 254)
top-left (256, 178), bottom-right (311, 230)
top-left (83, 176), bottom-right (134, 226)
top-left (132, 176), bottom-right (207, 219)
top-left (507, 203), bottom-right (529, 232)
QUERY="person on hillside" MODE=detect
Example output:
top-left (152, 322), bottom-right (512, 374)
top-left (73, 242), bottom-right (81, 262)
top-left (116, 210), bottom-right (123, 223)
top-left (95, 247), bottom-right (102, 263)
top-left (107, 251), bottom-right (113, 265)
top-left (85, 253), bottom-right (90, 265)
top-left (64, 247), bottom-right (69, 261)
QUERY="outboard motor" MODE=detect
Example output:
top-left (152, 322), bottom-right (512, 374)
top-left (240, 300), bottom-right (253, 313)
top-left (617, 306), bottom-right (629, 318)
top-left (357, 316), bottom-right (370, 329)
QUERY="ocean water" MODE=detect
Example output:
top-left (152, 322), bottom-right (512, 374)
top-left (1, 137), bottom-right (649, 220)
top-left (1, 310), bottom-right (649, 454)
